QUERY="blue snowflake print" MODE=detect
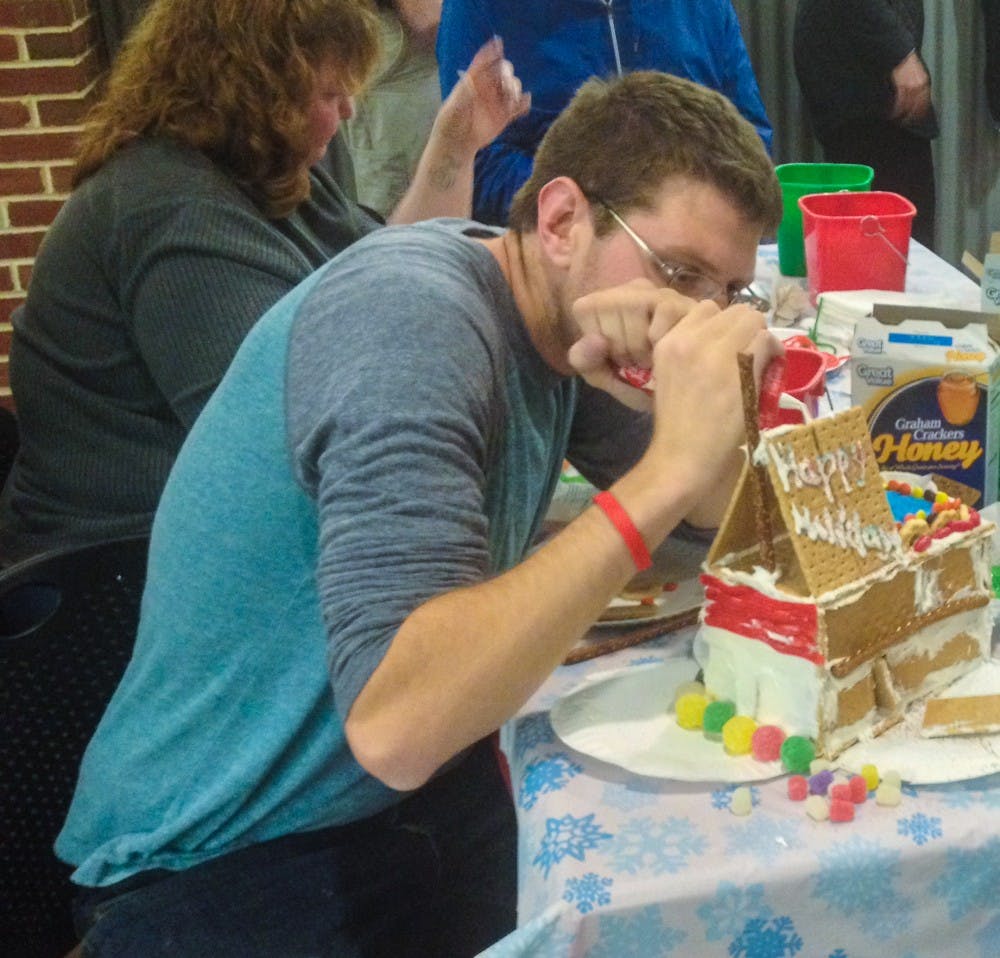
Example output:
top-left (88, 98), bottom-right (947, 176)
top-left (589, 904), bottom-right (686, 957)
top-left (812, 835), bottom-right (914, 940)
top-left (712, 783), bottom-right (761, 811)
top-left (532, 813), bottom-right (613, 879)
top-left (601, 779), bottom-right (662, 813)
top-left (607, 816), bottom-right (708, 875)
top-left (697, 881), bottom-right (773, 942)
top-left (513, 712), bottom-right (556, 760)
top-left (728, 915), bottom-right (803, 958)
top-left (827, 950), bottom-right (849, 958)
top-left (518, 753), bottom-right (583, 810)
top-left (896, 812), bottom-right (942, 846)
top-left (563, 871), bottom-right (613, 914)
top-left (724, 813), bottom-right (802, 864)
top-left (930, 836), bottom-right (1000, 920)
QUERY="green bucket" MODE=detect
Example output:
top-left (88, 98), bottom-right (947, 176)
top-left (775, 163), bottom-right (874, 276)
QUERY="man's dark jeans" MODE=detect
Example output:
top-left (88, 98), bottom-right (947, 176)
top-left (74, 739), bottom-right (516, 957)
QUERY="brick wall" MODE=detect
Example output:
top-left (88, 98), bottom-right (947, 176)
top-left (0, 0), bottom-right (104, 409)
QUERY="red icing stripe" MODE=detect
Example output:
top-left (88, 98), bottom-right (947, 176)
top-left (700, 574), bottom-right (823, 665)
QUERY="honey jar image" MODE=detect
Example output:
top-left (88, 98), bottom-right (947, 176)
top-left (937, 372), bottom-right (980, 426)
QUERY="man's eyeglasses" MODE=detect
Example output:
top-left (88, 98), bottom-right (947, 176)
top-left (594, 199), bottom-right (770, 312)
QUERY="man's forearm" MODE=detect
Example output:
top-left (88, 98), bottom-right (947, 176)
top-left (344, 458), bottom-right (699, 791)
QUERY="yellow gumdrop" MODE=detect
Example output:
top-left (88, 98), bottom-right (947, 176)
top-left (722, 714), bottom-right (757, 755)
top-left (911, 485), bottom-right (923, 498)
top-left (675, 692), bottom-right (709, 730)
top-left (861, 763), bottom-right (880, 791)
top-left (935, 490), bottom-right (949, 504)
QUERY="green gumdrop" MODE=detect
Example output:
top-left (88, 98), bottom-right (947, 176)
top-left (703, 700), bottom-right (736, 735)
top-left (780, 735), bottom-right (816, 774)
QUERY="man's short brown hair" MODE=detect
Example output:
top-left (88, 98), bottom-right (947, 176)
top-left (507, 71), bottom-right (782, 238)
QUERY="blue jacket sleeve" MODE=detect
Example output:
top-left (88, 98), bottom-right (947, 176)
top-left (437, 0), bottom-right (538, 224)
top-left (718, 4), bottom-right (773, 154)
top-left (469, 110), bottom-right (556, 226)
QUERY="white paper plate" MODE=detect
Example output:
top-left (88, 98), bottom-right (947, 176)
top-left (552, 658), bottom-right (1000, 785)
top-left (551, 660), bottom-right (784, 783)
top-left (593, 576), bottom-right (704, 630)
top-left (837, 659), bottom-right (1000, 784)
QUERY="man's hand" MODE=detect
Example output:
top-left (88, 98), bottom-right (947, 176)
top-left (890, 51), bottom-right (932, 126)
top-left (568, 279), bottom-right (698, 410)
top-left (646, 301), bottom-right (782, 488)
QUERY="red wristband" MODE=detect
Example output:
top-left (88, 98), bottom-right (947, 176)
top-left (593, 491), bottom-right (652, 572)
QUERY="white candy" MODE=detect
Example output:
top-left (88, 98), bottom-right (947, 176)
top-left (881, 769), bottom-right (902, 789)
top-left (730, 786), bottom-right (753, 816)
top-left (876, 783), bottom-right (902, 807)
top-left (809, 758), bottom-right (833, 775)
top-left (805, 794), bottom-right (829, 821)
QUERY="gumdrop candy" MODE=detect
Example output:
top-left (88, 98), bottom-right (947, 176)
top-left (780, 735), bottom-right (815, 774)
top-left (730, 786), bottom-right (753, 816)
top-left (722, 715), bottom-right (757, 755)
top-left (848, 774), bottom-right (869, 804)
top-left (808, 769), bottom-right (834, 796)
top-left (751, 724), bottom-right (785, 762)
top-left (881, 769), bottom-right (902, 789)
top-left (829, 798), bottom-right (855, 822)
top-left (787, 775), bottom-right (808, 801)
top-left (875, 783), bottom-right (902, 807)
top-left (830, 783), bottom-right (852, 803)
top-left (861, 763), bottom-right (880, 791)
top-left (805, 794), bottom-right (829, 821)
top-left (675, 692), bottom-right (710, 730)
top-left (809, 758), bottom-right (832, 775)
top-left (703, 700), bottom-right (736, 737)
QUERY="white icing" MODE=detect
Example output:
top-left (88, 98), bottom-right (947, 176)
top-left (789, 501), bottom-right (901, 559)
top-left (913, 563), bottom-right (942, 615)
top-left (696, 624), bottom-right (824, 738)
top-left (707, 563), bottom-right (815, 603)
top-left (766, 437), bottom-right (869, 503)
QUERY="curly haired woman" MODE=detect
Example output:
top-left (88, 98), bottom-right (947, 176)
top-left (0, 0), bottom-right (527, 563)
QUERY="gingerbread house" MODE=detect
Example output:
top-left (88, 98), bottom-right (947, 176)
top-left (695, 406), bottom-right (995, 758)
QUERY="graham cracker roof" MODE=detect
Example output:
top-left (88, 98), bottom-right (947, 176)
top-left (707, 407), bottom-right (903, 596)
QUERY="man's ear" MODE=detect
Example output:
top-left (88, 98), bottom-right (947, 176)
top-left (535, 177), bottom-right (592, 270)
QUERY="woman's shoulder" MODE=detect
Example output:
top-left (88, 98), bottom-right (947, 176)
top-left (64, 137), bottom-right (273, 250)
top-left (80, 137), bottom-right (249, 210)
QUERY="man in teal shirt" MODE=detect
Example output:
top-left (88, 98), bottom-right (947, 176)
top-left (59, 71), bottom-right (783, 956)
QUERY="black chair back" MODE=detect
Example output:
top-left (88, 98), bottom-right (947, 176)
top-left (0, 405), bottom-right (19, 488)
top-left (0, 535), bottom-right (150, 958)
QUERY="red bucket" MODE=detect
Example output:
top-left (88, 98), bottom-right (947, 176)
top-left (798, 191), bottom-right (916, 303)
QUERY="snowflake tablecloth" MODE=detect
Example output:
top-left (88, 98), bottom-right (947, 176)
top-left (481, 634), bottom-right (1000, 958)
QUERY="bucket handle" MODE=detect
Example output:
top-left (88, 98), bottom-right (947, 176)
top-left (859, 215), bottom-right (908, 265)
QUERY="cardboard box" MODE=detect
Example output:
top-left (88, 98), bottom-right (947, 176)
top-left (983, 232), bottom-right (1000, 314)
top-left (851, 306), bottom-right (1000, 505)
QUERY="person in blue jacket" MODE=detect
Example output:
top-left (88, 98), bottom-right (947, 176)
top-left (437, 0), bottom-right (773, 225)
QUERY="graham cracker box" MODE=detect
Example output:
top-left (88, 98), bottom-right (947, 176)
top-left (850, 305), bottom-right (1000, 506)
